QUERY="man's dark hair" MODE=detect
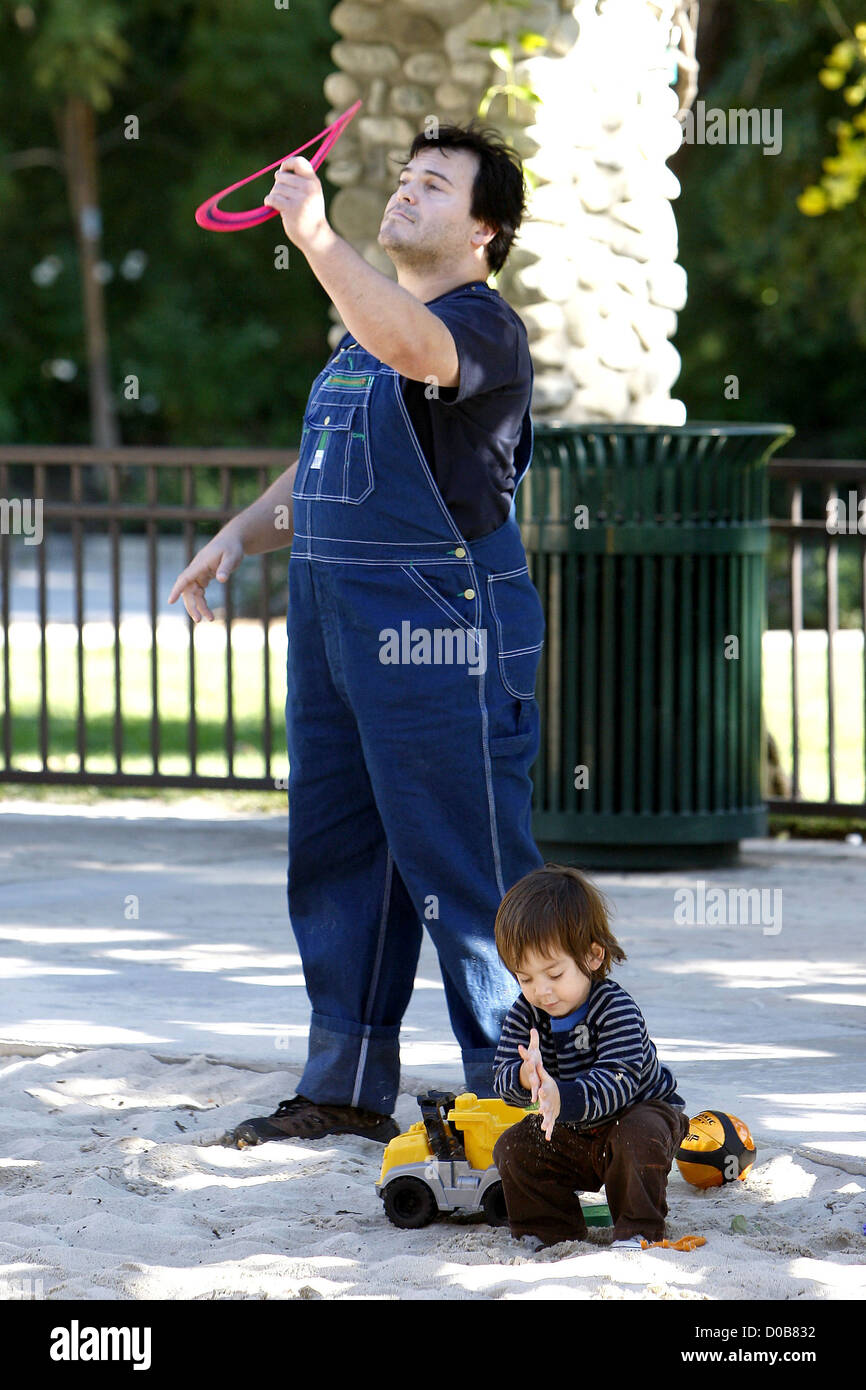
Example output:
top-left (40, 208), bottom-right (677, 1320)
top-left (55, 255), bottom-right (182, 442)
top-left (395, 120), bottom-right (527, 276)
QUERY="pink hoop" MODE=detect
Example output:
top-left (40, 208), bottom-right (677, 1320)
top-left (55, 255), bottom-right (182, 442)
top-left (194, 99), bottom-right (362, 232)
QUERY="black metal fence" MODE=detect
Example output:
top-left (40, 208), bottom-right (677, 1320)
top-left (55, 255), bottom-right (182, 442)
top-left (0, 446), bottom-right (864, 816)
top-left (0, 447), bottom-right (294, 790)
top-left (766, 458), bottom-right (866, 816)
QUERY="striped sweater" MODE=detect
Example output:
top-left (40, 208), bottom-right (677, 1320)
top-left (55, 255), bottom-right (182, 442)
top-left (493, 978), bottom-right (685, 1129)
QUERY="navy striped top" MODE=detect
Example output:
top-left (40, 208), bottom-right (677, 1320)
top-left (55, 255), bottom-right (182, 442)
top-left (493, 978), bottom-right (685, 1128)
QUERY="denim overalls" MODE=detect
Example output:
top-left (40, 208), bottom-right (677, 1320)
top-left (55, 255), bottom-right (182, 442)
top-left (286, 284), bottom-right (545, 1113)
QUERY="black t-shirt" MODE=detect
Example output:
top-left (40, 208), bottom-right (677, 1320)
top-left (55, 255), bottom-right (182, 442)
top-left (331, 280), bottom-right (534, 541)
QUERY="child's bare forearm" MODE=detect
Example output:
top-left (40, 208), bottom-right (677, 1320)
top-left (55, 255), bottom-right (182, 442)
top-left (223, 461), bottom-right (298, 555)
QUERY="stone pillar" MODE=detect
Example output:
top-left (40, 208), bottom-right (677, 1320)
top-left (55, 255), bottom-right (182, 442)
top-left (324, 0), bottom-right (687, 425)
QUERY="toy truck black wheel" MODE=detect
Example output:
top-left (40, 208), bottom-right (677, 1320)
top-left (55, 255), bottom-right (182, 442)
top-left (382, 1176), bottom-right (438, 1229)
top-left (481, 1181), bottom-right (509, 1227)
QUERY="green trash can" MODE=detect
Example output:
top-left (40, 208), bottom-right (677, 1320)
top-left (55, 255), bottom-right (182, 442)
top-left (517, 423), bottom-right (794, 868)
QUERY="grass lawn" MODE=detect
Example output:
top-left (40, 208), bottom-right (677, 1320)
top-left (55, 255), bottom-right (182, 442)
top-left (1, 624), bottom-right (863, 811)
top-left (762, 630), bottom-right (865, 807)
top-left (2, 618), bottom-right (289, 787)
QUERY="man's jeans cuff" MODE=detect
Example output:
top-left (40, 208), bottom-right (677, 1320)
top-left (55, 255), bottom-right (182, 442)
top-left (463, 1047), bottom-right (498, 1100)
top-left (297, 1013), bottom-right (400, 1115)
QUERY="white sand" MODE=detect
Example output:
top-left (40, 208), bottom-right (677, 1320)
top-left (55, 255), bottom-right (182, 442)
top-left (2, 816), bottom-right (865, 1300)
top-left (1, 1046), bottom-right (864, 1302)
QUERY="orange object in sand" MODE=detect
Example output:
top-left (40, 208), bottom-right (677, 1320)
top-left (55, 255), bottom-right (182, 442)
top-left (639, 1234), bottom-right (707, 1251)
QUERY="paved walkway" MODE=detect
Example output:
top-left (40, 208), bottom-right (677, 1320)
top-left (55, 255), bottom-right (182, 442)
top-left (2, 805), bottom-right (864, 1166)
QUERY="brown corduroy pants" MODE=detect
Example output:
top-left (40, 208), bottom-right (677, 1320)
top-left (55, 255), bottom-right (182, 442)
top-left (492, 1099), bottom-right (690, 1245)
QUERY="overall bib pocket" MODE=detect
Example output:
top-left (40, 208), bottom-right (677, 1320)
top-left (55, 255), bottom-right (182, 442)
top-left (399, 562), bottom-right (481, 635)
top-left (296, 371), bottom-right (374, 504)
top-left (487, 567), bottom-right (545, 700)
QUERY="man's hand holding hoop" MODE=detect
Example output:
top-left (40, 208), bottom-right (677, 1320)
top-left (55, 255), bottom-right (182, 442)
top-left (263, 156), bottom-right (333, 255)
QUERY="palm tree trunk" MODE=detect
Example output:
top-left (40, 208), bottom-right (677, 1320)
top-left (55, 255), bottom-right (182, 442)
top-left (55, 94), bottom-right (119, 447)
top-left (325, 0), bottom-right (689, 425)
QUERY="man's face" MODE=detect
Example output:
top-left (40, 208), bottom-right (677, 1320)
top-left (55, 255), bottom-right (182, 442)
top-left (378, 145), bottom-right (493, 272)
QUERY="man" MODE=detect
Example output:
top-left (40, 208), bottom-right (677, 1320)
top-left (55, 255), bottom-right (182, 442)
top-left (169, 121), bottom-right (545, 1144)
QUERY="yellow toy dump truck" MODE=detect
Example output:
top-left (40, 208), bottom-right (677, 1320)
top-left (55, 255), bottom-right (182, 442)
top-left (376, 1090), bottom-right (523, 1228)
top-left (376, 1090), bottom-right (615, 1231)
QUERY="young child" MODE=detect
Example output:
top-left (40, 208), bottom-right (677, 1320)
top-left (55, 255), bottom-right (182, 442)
top-left (491, 863), bottom-right (689, 1249)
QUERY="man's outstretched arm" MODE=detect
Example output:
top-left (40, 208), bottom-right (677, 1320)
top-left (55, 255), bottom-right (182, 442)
top-left (263, 156), bottom-right (459, 387)
top-left (167, 461), bottom-right (298, 622)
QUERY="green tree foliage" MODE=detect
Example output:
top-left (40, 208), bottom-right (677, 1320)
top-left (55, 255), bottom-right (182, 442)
top-left (673, 0), bottom-right (866, 454)
top-left (2, 1), bottom-right (863, 627)
top-left (786, 1), bottom-right (866, 214)
top-left (0, 0), bottom-right (337, 447)
top-left (28, 0), bottom-right (133, 108)
top-left (671, 0), bottom-right (866, 626)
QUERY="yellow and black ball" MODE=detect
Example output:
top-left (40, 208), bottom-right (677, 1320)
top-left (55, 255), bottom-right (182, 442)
top-left (676, 1110), bottom-right (756, 1188)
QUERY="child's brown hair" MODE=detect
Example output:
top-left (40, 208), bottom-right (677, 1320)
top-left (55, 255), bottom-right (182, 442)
top-left (495, 863), bottom-right (626, 981)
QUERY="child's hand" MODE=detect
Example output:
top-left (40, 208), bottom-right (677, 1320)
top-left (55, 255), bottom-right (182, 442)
top-left (537, 1067), bottom-right (561, 1141)
top-left (517, 1027), bottom-right (544, 1101)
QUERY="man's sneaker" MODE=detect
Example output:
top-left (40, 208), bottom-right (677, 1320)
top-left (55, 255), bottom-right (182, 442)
top-left (609, 1235), bottom-right (648, 1250)
top-left (514, 1234), bottom-right (546, 1253)
top-left (228, 1095), bottom-right (400, 1148)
